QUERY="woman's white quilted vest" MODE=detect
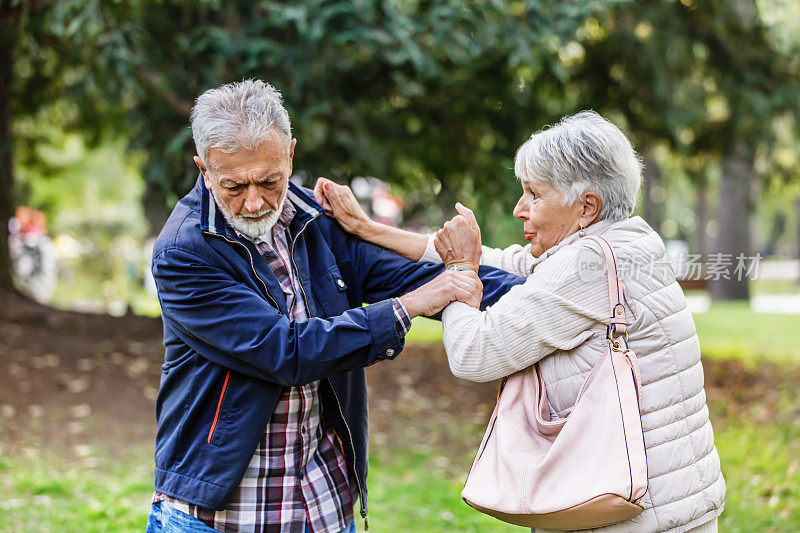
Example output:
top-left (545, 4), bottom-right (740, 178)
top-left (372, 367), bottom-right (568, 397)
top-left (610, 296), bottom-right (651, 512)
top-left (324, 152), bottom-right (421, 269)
top-left (535, 218), bottom-right (725, 532)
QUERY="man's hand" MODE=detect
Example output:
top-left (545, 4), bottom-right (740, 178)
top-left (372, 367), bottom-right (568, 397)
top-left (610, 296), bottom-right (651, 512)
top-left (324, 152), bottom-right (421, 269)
top-left (399, 269), bottom-right (483, 318)
top-left (434, 203), bottom-right (482, 272)
top-left (313, 177), bottom-right (373, 238)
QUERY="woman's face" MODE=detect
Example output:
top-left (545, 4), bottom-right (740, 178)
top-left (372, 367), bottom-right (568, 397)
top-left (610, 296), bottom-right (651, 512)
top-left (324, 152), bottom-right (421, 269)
top-left (513, 179), bottom-right (584, 258)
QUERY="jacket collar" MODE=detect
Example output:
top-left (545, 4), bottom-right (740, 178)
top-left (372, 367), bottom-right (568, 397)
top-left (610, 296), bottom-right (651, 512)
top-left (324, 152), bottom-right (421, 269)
top-left (197, 174), bottom-right (323, 236)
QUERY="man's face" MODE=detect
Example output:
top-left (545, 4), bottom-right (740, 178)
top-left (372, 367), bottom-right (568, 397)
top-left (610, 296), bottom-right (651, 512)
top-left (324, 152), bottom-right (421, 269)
top-left (195, 132), bottom-right (297, 239)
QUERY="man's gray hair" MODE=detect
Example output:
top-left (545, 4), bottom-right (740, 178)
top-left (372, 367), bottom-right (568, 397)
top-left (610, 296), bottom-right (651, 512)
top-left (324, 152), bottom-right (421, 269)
top-left (191, 79), bottom-right (292, 166)
top-left (514, 111), bottom-right (642, 222)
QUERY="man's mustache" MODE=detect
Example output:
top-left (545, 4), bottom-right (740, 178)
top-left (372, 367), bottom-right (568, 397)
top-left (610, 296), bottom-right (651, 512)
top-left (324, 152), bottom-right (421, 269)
top-left (240, 209), bottom-right (272, 219)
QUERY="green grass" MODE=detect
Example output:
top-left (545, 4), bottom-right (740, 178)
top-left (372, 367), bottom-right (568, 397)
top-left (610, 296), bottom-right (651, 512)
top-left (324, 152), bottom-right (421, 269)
top-left (372, 414), bottom-right (800, 533)
top-left (715, 418), bottom-right (800, 532)
top-left (0, 445), bottom-right (154, 533)
top-left (4, 412), bottom-right (797, 532)
top-left (2, 300), bottom-right (799, 531)
top-left (751, 279), bottom-right (800, 296)
top-left (368, 451), bottom-right (517, 532)
top-left (406, 316), bottom-right (446, 345)
top-left (692, 302), bottom-right (800, 363)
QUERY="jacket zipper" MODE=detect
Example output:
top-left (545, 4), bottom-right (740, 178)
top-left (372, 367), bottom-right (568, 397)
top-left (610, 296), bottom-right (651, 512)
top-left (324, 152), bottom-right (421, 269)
top-left (287, 216), bottom-right (367, 525)
top-left (208, 216), bottom-right (368, 525)
top-left (289, 214), bottom-right (318, 311)
top-left (328, 379), bottom-right (368, 530)
top-left (287, 214), bottom-right (368, 527)
top-left (207, 370), bottom-right (230, 443)
top-left (203, 231), bottom-right (282, 312)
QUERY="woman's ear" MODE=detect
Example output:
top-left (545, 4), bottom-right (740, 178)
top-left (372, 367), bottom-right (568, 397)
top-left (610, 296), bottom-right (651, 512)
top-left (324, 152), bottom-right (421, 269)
top-left (581, 191), bottom-right (603, 226)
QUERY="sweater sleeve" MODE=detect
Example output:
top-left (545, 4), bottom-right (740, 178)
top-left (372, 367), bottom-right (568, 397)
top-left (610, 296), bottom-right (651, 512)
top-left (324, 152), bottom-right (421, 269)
top-left (441, 242), bottom-right (611, 382)
top-left (421, 234), bottom-right (536, 276)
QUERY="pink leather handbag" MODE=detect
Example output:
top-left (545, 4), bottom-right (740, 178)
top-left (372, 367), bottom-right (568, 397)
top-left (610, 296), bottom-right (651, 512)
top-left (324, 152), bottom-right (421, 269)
top-left (461, 235), bottom-right (648, 530)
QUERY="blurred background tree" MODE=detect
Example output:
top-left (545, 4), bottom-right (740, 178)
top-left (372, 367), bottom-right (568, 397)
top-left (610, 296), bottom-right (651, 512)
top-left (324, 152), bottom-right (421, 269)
top-left (2, 0), bottom-right (626, 291)
top-left (2, 0), bottom-right (134, 291)
top-left (550, 0), bottom-right (800, 299)
top-left (2, 0), bottom-right (799, 303)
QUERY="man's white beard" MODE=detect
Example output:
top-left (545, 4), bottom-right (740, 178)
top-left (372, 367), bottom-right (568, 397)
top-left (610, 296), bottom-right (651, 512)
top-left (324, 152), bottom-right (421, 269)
top-left (211, 188), bottom-right (284, 240)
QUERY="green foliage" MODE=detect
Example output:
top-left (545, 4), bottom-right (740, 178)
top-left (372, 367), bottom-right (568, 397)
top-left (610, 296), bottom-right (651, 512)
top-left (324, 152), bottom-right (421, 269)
top-left (570, 0), bottom-right (800, 156)
top-left (6, 1), bottom-right (800, 301)
top-left (12, 0), bottom-right (632, 232)
top-left (13, 120), bottom-right (152, 313)
top-left (9, 0), bottom-right (800, 245)
top-left (15, 123), bottom-right (146, 237)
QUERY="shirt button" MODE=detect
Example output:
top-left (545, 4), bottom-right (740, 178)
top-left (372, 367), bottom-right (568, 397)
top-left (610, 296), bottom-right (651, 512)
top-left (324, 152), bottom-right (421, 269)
top-left (336, 278), bottom-right (345, 288)
top-left (385, 348), bottom-right (394, 357)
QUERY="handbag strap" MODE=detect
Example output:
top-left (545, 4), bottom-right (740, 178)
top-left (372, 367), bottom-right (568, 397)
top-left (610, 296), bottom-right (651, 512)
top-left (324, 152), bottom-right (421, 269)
top-left (581, 235), bottom-right (642, 402)
top-left (581, 235), bottom-right (627, 337)
top-left (499, 234), bottom-right (644, 415)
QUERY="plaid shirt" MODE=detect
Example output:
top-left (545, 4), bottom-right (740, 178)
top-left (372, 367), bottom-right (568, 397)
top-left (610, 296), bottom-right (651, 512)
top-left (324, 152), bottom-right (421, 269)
top-left (156, 198), bottom-right (410, 532)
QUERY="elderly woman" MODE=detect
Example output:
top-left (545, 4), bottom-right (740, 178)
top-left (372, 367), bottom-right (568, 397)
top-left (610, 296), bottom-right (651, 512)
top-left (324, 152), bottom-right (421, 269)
top-left (315, 111), bottom-right (724, 532)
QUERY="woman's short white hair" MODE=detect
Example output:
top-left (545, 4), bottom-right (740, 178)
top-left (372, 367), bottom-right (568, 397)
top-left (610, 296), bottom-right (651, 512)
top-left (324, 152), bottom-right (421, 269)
top-left (514, 111), bottom-right (642, 222)
top-left (191, 79), bottom-right (292, 166)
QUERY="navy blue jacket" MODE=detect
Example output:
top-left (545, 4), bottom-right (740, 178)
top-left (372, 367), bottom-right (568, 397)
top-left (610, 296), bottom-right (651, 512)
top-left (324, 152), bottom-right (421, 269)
top-left (150, 177), bottom-right (525, 521)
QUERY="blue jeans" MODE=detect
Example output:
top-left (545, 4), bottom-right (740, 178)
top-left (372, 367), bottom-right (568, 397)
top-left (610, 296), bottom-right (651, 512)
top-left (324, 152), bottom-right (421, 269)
top-left (146, 502), bottom-right (356, 533)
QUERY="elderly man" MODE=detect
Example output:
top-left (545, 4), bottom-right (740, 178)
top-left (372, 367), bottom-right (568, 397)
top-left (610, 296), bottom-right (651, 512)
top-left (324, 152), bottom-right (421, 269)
top-left (146, 79), bottom-right (523, 533)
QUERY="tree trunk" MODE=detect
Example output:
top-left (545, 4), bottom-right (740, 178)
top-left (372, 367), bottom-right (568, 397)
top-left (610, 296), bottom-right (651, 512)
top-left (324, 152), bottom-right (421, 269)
top-left (144, 190), bottom-right (169, 238)
top-left (0, 4), bottom-right (21, 290)
top-left (762, 211), bottom-right (785, 257)
top-left (796, 195), bottom-right (800, 284)
top-left (643, 157), bottom-right (663, 234)
top-left (710, 143), bottom-right (753, 301)
top-left (696, 177), bottom-right (709, 257)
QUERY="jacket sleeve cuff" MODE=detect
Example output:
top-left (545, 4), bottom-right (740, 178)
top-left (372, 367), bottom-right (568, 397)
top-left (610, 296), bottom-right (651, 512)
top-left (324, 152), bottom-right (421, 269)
top-left (392, 298), bottom-right (412, 337)
top-left (364, 299), bottom-right (406, 360)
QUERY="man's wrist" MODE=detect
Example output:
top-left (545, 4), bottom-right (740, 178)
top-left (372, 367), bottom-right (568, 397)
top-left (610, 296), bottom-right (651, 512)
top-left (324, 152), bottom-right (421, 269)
top-left (398, 293), bottom-right (421, 319)
top-left (445, 261), bottom-right (479, 273)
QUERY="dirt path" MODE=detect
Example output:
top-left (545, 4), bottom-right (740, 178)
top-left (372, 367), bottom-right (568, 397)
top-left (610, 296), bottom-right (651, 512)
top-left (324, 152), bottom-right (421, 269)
top-left (1, 289), bottom-right (798, 462)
